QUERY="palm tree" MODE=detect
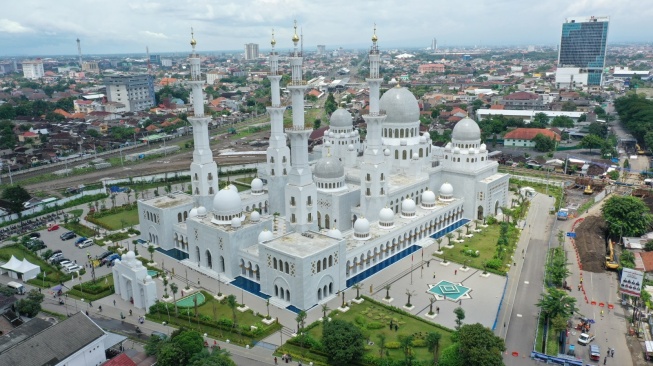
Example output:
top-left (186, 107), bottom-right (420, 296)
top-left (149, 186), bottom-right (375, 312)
top-left (170, 283), bottom-right (179, 317)
top-left (384, 284), bottom-right (391, 300)
top-left (426, 331), bottom-right (442, 365)
top-left (163, 277), bottom-right (169, 298)
top-left (428, 297), bottom-right (436, 315)
top-left (465, 223), bottom-right (472, 235)
top-left (405, 289), bottom-right (416, 307)
top-left (126, 191), bottom-right (132, 205)
top-left (474, 219), bottom-right (481, 230)
top-left (377, 333), bottom-right (387, 360)
top-left (436, 238), bottom-right (443, 251)
top-left (321, 304), bottom-right (330, 319)
top-left (536, 288), bottom-right (578, 354)
top-left (295, 310), bottom-right (307, 334)
top-left (352, 282), bottom-right (363, 299)
top-left (399, 334), bottom-right (415, 366)
top-left (110, 194), bottom-right (117, 210)
top-left (226, 294), bottom-right (238, 329)
top-left (266, 298), bottom-right (270, 319)
top-left (148, 245), bottom-right (156, 263)
top-left (445, 233), bottom-right (454, 246)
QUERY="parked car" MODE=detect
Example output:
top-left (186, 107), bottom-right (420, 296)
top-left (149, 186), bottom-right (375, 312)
top-left (577, 333), bottom-right (594, 345)
top-left (102, 253), bottom-right (121, 266)
top-left (48, 253), bottom-right (63, 263)
top-left (98, 251), bottom-right (113, 260)
top-left (63, 265), bottom-right (82, 274)
top-left (589, 344), bottom-right (601, 361)
top-left (28, 232), bottom-right (41, 238)
top-left (77, 239), bottom-right (94, 249)
top-left (47, 224), bottom-right (60, 232)
top-left (60, 231), bottom-right (76, 240)
top-left (25, 239), bottom-right (46, 251)
top-left (51, 257), bottom-right (69, 265)
top-left (74, 237), bottom-right (87, 245)
top-left (58, 260), bottom-right (73, 268)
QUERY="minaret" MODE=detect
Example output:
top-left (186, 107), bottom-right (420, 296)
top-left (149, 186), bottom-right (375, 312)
top-left (285, 21), bottom-right (317, 233)
top-left (187, 29), bottom-right (219, 209)
top-left (360, 25), bottom-right (388, 222)
top-left (265, 29), bottom-right (290, 215)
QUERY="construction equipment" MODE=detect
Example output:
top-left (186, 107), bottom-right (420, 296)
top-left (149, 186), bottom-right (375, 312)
top-left (583, 185), bottom-right (593, 195)
top-left (606, 239), bottom-right (619, 270)
top-left (637, 143), bottom-right (646, 155)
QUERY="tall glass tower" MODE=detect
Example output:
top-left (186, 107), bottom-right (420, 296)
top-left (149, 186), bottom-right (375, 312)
top-left (558, 16), bottom-right (609, 86)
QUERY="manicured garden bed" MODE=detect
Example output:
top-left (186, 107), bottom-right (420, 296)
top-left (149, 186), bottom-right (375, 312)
top-left (88, 205), bottom-right (140, 230)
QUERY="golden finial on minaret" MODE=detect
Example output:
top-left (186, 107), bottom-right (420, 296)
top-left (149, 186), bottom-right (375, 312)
top-left (292, 20), bottom-right (300, 43)
top-left (190, 27), bottom-right (197, 48)
top-left (372, 23), bottom-right (378, 43)
top-left (271, 28), bottom-right (276, 47)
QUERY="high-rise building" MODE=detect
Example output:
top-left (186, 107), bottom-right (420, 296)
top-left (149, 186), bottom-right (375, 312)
top-left (317, 45), bottom-right (326, 55)
top-left (22, 60), bottom-right (44, 80)
top-left (557, 16), bottom-right (609, 86)
top-left (431, 38), bottom-right (437, 53)
top-left (244, 43), bottom-right (259, 60)
top-left (104, 74), bottom-right (155, 112)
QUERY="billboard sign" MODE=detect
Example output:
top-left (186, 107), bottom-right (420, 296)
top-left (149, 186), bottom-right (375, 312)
top-left (620, 268), bottom-right (644, 297)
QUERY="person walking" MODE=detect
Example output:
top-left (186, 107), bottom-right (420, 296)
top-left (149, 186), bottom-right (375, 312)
top-left (604, 356), bottom-right (607, 365)
top-left (113, 299), bottom-right (116, 306)
top-left (454, 270), bottom-right (457, 275)
top-left (274, 356), bottom-right (277, 365)
top-left (611, 348), bottom-right (614, 357)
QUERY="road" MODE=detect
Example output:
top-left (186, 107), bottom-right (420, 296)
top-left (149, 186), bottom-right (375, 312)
top-left (499, 193), bottom-right (555, 364)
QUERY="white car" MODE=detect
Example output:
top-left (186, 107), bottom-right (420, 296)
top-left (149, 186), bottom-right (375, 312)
top-left (77, 239), bottom-right (94, 249)
top-left (63, 265), bottom-right (82, 274)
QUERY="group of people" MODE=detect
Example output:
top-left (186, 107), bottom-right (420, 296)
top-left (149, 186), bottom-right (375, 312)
top-left (275, 354), bottom-right (294, 364)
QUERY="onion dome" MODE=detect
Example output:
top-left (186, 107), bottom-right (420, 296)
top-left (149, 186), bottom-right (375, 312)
top-left (326, 228), bottom-right (343, 239)
top-left (271, 29), bottom-right (276, 47)
top-left (384, 148), bottom-right (391, 156)
top-left (292, 21), bottom-right (300, 43)
top-left (251, 178), bottom-right (264, 195)
top-left (197, 206), bottom-right (207, 217)
top-left (258, 229), bottom-right (274, 243)
top-left (379, 85), bottom-right (420, 124)
top-left (212, 187), bottom-right (242, 223)
top-left (379, 207), bottom-right (395, 228)
top-left (314, 155), bottom-right (345, 180)
top-left (480, 143), bottom-right (487, 152)
top-left (439, 182), bottom-right (454, 201)
top-left (348, 144), bottom-right (355, 151)
top-left (231, 217), bottom-right (241, 228)
top-left (452, 117), bottom-right (481, 142)
top-left (330, 108), bottom-right (353, 128)
top-left (412, 152), bottom-right (419, 160)
top-left (401, 198), bottom-right (416, 217)
top-left (421, 190), bottom-right (437, 209)
top-left (353, 217), bottom-right (371, 240)
top-left (189, 207), bottom-right (199, 219)
top-left (250, 211), bottom-right (261, 222)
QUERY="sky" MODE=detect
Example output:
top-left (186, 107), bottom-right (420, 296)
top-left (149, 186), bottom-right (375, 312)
top-left (0, 0), bottom-right (651, 57)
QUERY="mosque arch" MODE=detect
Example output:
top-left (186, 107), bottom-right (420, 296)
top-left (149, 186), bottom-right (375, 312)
top-left (477, 205), bottom-right (484, 220)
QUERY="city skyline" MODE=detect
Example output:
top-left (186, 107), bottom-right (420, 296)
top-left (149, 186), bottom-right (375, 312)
top-left (0, 0), bottom-right (652, 56)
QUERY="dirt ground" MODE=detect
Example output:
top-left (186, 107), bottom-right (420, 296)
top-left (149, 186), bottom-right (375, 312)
top-left (574, 215), bottom-right (608, 273)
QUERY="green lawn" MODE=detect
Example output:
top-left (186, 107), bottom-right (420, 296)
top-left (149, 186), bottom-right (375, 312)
top-left (279, 296), bottom-right (454, 365)
top-left (92, 208), bottom-right (140, 230)
top-left (0, 244), bottom-right (72, 287)
top-left (63, 222), bottom-right (97, 238)
top-left (433, 222), bottom-right (519, 273)
top-left (68, 209), bottom-right (84, 217)
top-left (534, 315), bottom-right (560, 356)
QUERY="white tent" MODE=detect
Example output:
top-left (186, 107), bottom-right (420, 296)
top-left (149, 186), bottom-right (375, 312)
top-left (0, 255), bottom-right (41, 280)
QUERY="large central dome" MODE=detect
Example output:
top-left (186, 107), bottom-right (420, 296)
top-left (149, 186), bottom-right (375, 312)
top-left (379, 85), bottom-right (419, 124)
top-left (330, 108), bottom-right (353, 128)
top-left (314, 155), bottom-right (344, 180)
top-left (452, 117), bottom-right (481, 142)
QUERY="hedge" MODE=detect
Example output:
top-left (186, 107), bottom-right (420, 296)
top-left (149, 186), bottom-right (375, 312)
top-left (361, 296), bottom-right (454, 334)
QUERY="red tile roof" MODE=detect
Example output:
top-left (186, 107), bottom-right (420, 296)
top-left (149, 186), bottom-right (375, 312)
top-left (639, 251), bottom-right (653, 272)
top-left (504, 91), bottom-right (539, 100)
top-left (504, 128), bottom-right (560, 141)
top-left (489, 104), bottom-right (505, 110)
top-left (103, 353), bottom-right (137, 366)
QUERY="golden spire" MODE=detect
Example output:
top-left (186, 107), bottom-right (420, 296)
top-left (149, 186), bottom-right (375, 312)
top-left (190, 27), bottom-right (196, 48)
top-left (271, 28), bottom-right (276, 47)
top-left (372, 23), bottom-right (378, 43)
top-left (292, 20), bottom-right (300, 43)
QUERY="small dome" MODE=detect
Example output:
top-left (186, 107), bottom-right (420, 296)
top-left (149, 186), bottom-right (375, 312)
top-left (189, 207), bottom-right (199, 218)
top-left (326, 228), bottom-right (343, 239)
top-left (379, 207), bottom-right (395, 222)
top-left (324, 140), bottom-right (332, 147)
top-left (126, 251), bottom-right (135, 260)
top-left (353, 217), bottom-right (370, 238)
top-left (445, 142), bottom-right (452, 149)
top-left (480, 143), bottom-right (487, 152)
top-left (250, 211), bottom-right (261, 222)
top-left (251, 178), bottom-right (264, 192)
top-left (420, 135), bottom-right (427, 143)
top-left (379, 85), bottom-right (420, 124)
top-left (384, 149), bottom-right (391, 156)
top-left (258, 229), bottom-right (274, 243)
top-left (330, 108), bottom-right (353, 127)
top-left (412, 153), bottom-right (419, 160)
top-left (439, 182), bottom-right (454, 200)
top-left (314, 156), bottom-right (345, 180)
top-left (452, 117), bottom-right (481, 142)
top-left (401, 198), bottom-right (416, 214)
top-left (421, 190), bottom-right (436, 205)
top-left (231, 217), bottom-right (241, 228)
top-left (145, 275), bottom-right (153, 282)
top-left (197, 206), bottom-right (207, 216)
top-left (453, 147), bottom-right (460, 154)
top-left (400, 139), bottom-right (407, 146)
top-left (213, 188), bottom-right (242, 216)
top-left (348, 144), bottom-right (355, 151)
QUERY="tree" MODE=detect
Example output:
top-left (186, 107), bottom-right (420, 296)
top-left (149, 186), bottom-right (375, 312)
top-left (436, 238), bottom-right (443, 251)
top-left (399, 334), bottom-right (415, 366)
top-left (2, 185), bottom-right (31, 224)
top-left (645, 132), bottom-right (653, 155)
top-left (428, 297), bottom-right (437, 315)
top-left (602, 195), bottom-right (653, 237)
top-left (321, 304), bottom-right (330, 319)
top-left (446, 233), bottom-right (454, 246)
top-left (15, 289), bottom-right (44, 317)
top-left (188, 348), bottom-right (236, 366)
top-left (313, 118), bottom-right (321, 130)
top-left (295, 310), bottom-right (307, 333)
top-left (170, 283), bottom-right (179, 317)
top-left (457, 323), bottom-right (506, 366)
top-left (550, 116), bottom-right (575, 128)
top-left (384, 284), bottom-right (391, 300)
top-left (148, 245), bottom-right (156, 263)
top-left (325, 93), bottom-right (337, 115)
top-left (438, 343), bottom-right (462, 366)
top-left (377, 333), bottom-right (387, 359)
top-left (405, 289), bottom-right (416, 307)
top-left (579, 134), bottom-right (605, 153)
top-left (322, 319), bottom-right (365, 365)
top-left (155, 329), bottom-right (205, 366)
top-left (588, 122), bottom-right (608, 139)
top-left (454, 307), bottom-right (465, 330)
top-left (536, 287), bottom-right (578, 323)
top-left (226, 295), bottom-right (238, 329)
top-left (607, 170), bottom-right (620, 181)
top-left (532, 133), bottom-right (556, 152)
top-left (645, 240), bottom-right (653, 252)
top-left (561, 101), bottom-right (577, 111)
top-left (426, 331), bottom-right (442, 365)
top-left (532, 112), bottom-right (549, 127)
top-left (352, 282), bottom-right (363, 299)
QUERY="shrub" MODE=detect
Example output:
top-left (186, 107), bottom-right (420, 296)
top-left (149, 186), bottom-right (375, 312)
top-left (217, 318), bottom-right (233, 328)
top-left (486, 258), bottom-right (503, 270)
top-left (412, 339), bottom-right (427, 347)
top-left (385, 341), bottom-right (401, 349)
top-left (355, 315), bottom-right (367, 326)
top-left (367, 321), bottom-right (385, 330)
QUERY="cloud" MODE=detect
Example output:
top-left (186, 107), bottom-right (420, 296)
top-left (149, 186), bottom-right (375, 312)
top-left (0, 19), bottom-right (31, 33)
top-left (141, 30), bottom-right (169, 39)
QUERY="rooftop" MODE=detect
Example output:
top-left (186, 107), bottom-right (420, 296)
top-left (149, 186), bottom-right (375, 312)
top-left (143, 192), bottom-right (193, 209)
top-left (264, 231), bottom-right (341, 258)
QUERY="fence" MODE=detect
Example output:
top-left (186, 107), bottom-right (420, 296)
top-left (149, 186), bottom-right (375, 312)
top-left (509, 174), bottom-right (566, 188)
top-left (492, 274), bottom-right (509, 331)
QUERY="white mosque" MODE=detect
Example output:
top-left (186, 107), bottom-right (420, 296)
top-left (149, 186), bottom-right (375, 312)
top-left (137, 25), bottom-right (509, 311)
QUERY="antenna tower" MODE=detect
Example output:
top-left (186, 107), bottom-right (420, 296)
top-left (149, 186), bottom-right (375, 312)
top-left (76, 38), bottom-right (83, 67)
top-left (146, 46), bottom-right (152, 75)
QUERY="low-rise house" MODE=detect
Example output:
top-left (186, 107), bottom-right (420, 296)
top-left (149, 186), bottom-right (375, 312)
top-left (503, 128), bottom-right (561, 148)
